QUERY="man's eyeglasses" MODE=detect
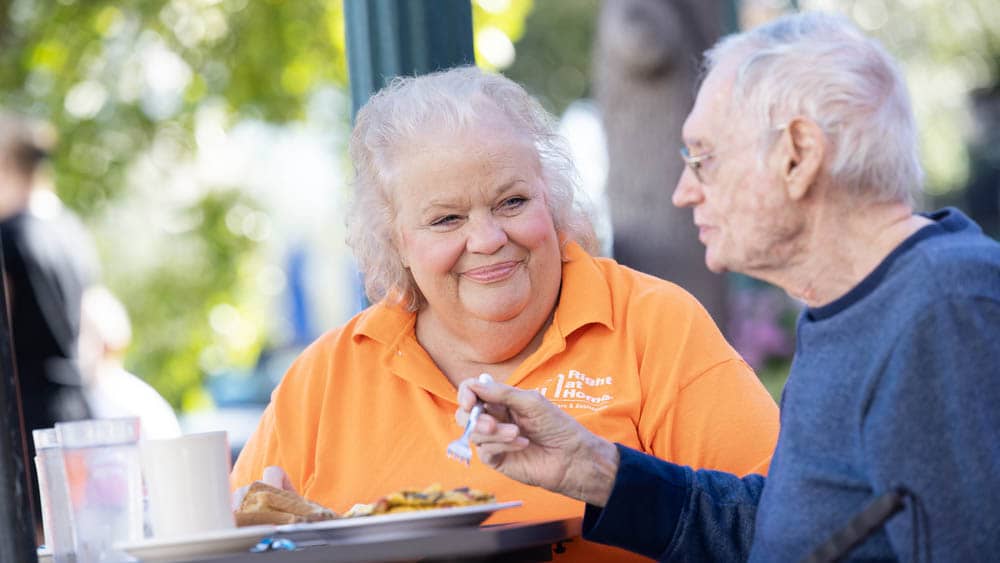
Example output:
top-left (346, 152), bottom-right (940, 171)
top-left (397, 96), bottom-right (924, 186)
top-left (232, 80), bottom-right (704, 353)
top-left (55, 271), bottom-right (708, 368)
top-left (679, 145), bottom-right (714, 184)
top-left (679, 125), bottom-right (789, 185)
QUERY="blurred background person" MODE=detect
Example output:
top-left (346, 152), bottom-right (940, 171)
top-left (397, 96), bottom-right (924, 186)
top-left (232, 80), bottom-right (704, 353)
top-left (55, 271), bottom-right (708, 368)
top-left (0, 114), bottom-right (99, 420)
top-left (0, 112), bottom-right (101, 541)
top-left (78, 284), bottom-right (181, 440)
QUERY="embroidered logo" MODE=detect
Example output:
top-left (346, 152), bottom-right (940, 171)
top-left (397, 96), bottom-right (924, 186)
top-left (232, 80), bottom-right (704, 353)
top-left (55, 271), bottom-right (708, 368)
top-left (536, 369), bottom-right (614, 411)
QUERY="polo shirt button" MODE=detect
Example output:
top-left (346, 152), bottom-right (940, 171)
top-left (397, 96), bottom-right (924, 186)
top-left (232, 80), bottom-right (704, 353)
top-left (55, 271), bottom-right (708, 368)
top-left (397, 350), bottom-right (402, 356)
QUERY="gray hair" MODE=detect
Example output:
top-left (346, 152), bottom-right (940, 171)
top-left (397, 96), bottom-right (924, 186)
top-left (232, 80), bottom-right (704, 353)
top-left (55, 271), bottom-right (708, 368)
top-left (705, 12), bottom-right (923, 205)
top-left (346, 66), bottom-right (597, 311)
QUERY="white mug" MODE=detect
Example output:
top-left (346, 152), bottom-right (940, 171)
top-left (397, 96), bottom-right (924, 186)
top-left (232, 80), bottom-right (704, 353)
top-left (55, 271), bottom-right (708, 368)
top-left (140, 431), bottom-right (235, 539)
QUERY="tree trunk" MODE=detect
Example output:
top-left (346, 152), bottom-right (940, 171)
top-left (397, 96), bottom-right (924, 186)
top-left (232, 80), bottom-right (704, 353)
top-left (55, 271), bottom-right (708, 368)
top-left (594, 0), bottom-right (730, 329)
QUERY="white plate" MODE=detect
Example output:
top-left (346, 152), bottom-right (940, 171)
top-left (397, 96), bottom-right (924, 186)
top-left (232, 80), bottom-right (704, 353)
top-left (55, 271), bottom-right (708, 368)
top-left (276, 501), bottom-right (522, 541)
top-left (114, 524), bottom-right (277, 562)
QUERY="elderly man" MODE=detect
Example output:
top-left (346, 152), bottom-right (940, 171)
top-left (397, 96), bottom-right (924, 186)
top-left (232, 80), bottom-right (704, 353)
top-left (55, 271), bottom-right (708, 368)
top-left (458, 12), bottom-right (1000, 561)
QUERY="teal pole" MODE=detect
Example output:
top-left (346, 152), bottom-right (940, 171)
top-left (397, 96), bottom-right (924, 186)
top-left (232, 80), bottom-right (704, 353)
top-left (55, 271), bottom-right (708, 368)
top-left (725, 0), bottom-right (740, 32)
top-left (344, 0), bottom-right (475, 119)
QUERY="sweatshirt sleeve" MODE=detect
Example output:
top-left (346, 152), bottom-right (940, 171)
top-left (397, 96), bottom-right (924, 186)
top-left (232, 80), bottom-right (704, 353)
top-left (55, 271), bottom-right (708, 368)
top-left (861, 297), bottom-right (1000, 560)
top-left (583, 444), bottom-right (766, 561)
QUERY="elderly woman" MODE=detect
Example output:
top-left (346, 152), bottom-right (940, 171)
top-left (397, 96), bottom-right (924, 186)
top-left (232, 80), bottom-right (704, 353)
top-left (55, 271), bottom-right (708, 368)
top-left (231, 66), bottom-right (779, 561)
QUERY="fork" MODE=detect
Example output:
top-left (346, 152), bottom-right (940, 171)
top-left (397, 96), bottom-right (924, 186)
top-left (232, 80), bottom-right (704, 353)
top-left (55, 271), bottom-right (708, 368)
top-left (447, 373), bottom-right (494, 465)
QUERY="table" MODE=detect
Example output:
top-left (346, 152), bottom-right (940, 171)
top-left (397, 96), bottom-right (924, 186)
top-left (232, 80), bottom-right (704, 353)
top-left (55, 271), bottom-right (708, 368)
top-left (185, 517), bottom-right (583, 563)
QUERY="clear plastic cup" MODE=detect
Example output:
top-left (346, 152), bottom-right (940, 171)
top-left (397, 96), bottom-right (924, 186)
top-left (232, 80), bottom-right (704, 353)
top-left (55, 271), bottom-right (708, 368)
top-left (32, 428), bottom-right (75, 563)
top-left (56, 418), bottom-right (143, 563)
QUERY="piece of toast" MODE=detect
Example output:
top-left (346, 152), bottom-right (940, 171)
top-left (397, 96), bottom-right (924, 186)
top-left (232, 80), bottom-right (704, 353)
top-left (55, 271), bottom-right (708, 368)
top-left (235, 481), bottom-right (337, 526)
top-left (234, 510), bottom-right (301, 527)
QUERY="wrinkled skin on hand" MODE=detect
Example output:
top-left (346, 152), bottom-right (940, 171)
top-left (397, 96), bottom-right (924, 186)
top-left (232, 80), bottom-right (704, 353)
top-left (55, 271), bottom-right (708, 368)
top-left (455, 379), bottom-right (619, 507)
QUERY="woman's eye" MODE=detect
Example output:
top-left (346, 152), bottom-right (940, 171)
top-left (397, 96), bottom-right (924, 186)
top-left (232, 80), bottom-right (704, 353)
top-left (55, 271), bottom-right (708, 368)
top-left (499, 196), bottom-right (527, 210)
top-left (430, 214), bottom-right (461, 227)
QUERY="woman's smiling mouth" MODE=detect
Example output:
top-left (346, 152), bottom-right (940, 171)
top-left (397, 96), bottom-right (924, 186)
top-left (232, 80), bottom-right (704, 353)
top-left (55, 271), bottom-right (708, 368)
top-left (460, 261), bottom-right (522, 283)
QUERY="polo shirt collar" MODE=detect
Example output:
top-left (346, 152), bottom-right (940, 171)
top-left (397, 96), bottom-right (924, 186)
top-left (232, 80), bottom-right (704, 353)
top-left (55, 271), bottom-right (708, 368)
top-left (354, 302), bottom-right (459, 400)
top-left (553, 240), bottom-right (614, 337)
top-left (353, 298), bottom-right (413, 348)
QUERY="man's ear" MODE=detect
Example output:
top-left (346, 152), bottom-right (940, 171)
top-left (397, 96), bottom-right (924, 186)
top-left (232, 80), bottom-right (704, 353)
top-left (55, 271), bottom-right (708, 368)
top-left (777, 117), bottom-right (825, 201)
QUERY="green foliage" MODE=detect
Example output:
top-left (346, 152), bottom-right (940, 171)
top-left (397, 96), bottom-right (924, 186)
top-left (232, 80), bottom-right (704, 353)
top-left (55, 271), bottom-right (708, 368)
top-left (471, 0), bottom-right (533, 71)
top-left (109, 190), bottom-right (261, 410)
top-left (0, 0), bottom-right (351, 409)
top-left (793, 0), bottom-right (1000, 195)
top-left (862, 0), bottom-right (1000, 196)
top-left (217, 0), bottom-right (348, 121)
top-left (758, 359), bottom-right (791, 403)
top-left (1, 0), bottom-right (350, 211)
top-left (501, 0), bottom-right (600, 115)
top-left (0, 0), bottom-right (538, 411)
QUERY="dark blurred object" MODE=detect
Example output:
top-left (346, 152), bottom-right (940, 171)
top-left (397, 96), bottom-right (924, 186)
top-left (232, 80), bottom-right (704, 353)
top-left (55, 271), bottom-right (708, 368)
top-left (0, 231), bottom-right (40, 562)
top-left (594, 0), bottom-right (734, 329)
top-left (803, 489), bottom-right (910, 563)
top-left (965, 87), bottom-right (1000, 239)
top-left (345, 0), bottom-right (474, 119)
top-left (0, 113), bottom-right (99, 534)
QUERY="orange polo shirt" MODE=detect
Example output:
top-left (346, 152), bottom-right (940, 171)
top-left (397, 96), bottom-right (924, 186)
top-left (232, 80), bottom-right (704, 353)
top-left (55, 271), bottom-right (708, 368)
top-left (232, 241), bottom-right (779, 562)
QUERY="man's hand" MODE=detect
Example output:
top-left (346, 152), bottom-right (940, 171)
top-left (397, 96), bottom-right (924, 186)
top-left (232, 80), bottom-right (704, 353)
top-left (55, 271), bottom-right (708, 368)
top-left (455, 378), bottom-right (619, 507)
top-left (231, 465), bottom-right (296, 511)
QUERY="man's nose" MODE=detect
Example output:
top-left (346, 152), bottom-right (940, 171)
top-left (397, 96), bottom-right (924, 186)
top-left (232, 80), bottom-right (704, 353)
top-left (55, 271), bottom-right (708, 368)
top-left (672, 168), bottom-right (704, 208)
top-left (466, 215), bottom-right (507, 254)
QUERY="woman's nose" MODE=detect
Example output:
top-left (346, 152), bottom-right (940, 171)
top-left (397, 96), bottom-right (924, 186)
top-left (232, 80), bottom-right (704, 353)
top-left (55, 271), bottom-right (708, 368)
top-left (466, 216), bottom-right (508, 254)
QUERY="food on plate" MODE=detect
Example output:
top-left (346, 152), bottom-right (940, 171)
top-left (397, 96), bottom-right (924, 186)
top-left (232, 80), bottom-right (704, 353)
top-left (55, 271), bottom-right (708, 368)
top-left (234, 482), bottom-right (495, 525)
top-left (343, 483), bottom-right (495, 517)
top-left (235, 481), bottom-right (338, 526)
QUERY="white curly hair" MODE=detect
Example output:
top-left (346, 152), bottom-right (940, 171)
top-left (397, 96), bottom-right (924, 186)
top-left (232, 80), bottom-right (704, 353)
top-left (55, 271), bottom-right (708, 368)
top-left (346, 66), bottom-right (597, 311)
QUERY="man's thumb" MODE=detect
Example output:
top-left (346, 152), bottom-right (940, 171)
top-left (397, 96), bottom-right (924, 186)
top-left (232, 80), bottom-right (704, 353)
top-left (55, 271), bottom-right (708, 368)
top-left (470, 382), bottom-right (543, 415)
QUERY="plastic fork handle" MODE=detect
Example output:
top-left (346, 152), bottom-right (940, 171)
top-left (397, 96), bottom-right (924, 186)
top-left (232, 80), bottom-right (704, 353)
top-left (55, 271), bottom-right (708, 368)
top-left (465, 404), bottom-right (483, 437)
top-left (462, 374), bottom-right (492, 435)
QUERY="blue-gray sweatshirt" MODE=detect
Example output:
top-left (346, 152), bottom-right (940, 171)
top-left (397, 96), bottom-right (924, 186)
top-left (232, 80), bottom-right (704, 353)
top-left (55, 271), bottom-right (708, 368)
top-left (582, 208), bottom-right (1000, 561)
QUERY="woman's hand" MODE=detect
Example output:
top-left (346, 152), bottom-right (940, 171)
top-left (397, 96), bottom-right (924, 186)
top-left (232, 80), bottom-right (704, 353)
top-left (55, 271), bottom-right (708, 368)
top-left (231, 465), bottom-right (296, 511)
top-left (455, 379), bottom-right (619, 507)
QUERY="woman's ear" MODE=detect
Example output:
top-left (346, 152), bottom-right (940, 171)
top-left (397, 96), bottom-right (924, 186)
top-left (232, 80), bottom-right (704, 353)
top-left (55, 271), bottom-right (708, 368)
top-left (778, 117), bottom-right (826, 201)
